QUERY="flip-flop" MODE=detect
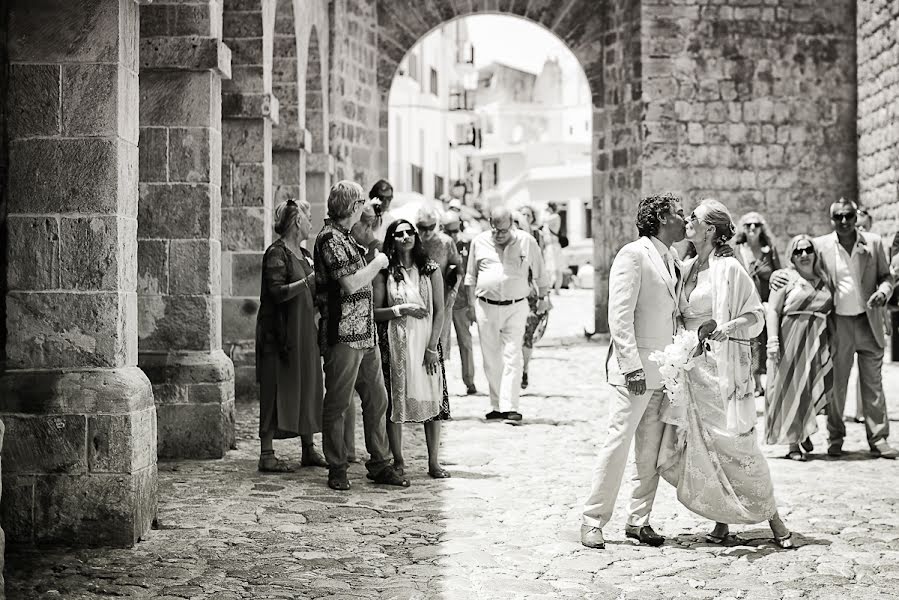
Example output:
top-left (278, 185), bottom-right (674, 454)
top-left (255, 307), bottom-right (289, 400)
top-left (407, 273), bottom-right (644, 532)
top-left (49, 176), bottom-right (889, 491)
top-left (785, 450), bottom-right (807, 462)
top-left (428, 467), bottom-right (451, 479)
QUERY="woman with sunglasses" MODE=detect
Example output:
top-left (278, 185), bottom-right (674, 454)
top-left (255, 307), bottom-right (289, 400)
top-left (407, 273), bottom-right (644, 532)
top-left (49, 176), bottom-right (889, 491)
top-left (734, 212), bottom-right (782, 397)
top-left (764, 235), bottom-right (834, 462)
top-left (373, 219), bottom-right (453, 479)
top-left (657, 199), bottom-right (793, 549)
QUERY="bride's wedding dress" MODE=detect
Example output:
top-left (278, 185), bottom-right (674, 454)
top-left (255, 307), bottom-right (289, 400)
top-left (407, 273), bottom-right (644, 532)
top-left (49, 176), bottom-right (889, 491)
top-left (657, 262), bottom-right (778, 524)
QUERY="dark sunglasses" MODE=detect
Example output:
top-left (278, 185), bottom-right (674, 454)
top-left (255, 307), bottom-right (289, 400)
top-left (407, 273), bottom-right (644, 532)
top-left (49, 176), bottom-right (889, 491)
top-left (792, 246), bottom-right (815, 257)
top-left (743, 222), bottom-right (761, 229)
top-left (832, 212), bottom-right (856, 222)
top-left (444, 227), bottom-right (460, 234)
top-left (393, 229), bottom-right (415, 239)
top-left (416, 223), bottom-right (436, 232)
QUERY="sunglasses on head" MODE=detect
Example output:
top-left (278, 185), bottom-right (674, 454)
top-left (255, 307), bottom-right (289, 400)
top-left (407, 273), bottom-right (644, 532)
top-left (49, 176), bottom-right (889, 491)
top-left (416, 223), bottom-right (436, 232)
top-left (393, 229), bottom-right (415, 239)
top-left (792, 246), bottom-right (815, 257)
top-left (832, 211), bottom-right (856, 222)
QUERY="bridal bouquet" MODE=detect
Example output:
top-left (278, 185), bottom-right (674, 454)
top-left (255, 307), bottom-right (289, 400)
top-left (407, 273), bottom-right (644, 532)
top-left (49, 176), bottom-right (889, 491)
top-left (648, 330), bottom-right (699, 408)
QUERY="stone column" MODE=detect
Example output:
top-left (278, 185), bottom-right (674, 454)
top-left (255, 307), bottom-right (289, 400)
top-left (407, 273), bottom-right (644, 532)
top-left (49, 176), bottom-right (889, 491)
top-left (137, 0), bottom-right (236, 458)
top-left (305, 151), bottom-right (334, 230)
top-left (221, 0), bottom-right (278, 402)
top-left (1, 0), bottom-right (157, 547)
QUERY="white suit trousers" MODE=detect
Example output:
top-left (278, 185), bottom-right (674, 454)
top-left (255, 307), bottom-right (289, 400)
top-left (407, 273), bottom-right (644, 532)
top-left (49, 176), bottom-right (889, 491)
top-left (582, 386), bottom-right (666, 528)
top-left (475, 299), bottom-right (529, 412)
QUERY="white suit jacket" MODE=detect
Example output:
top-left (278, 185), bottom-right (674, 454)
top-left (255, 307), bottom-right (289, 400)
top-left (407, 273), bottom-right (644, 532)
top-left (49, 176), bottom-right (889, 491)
top-left (606, 237), bottom-right (681, 390)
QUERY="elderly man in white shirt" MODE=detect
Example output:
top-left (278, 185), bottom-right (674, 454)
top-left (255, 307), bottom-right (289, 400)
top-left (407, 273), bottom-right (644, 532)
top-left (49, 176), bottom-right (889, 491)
top-left (465, 206), bottom-right (550, 423)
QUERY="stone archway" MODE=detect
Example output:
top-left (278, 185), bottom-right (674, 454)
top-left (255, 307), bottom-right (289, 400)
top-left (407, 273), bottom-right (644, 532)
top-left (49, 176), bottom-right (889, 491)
top-left (304, 26), bottom-right (331, 230)
top-left (372, 1), bottom-right (638, 332)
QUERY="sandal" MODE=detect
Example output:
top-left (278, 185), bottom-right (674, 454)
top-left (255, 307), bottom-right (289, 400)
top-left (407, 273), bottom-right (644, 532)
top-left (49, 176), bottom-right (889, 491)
top-left (801, 438), bottom-right (814, 453)
top-left (705, 524), bottom-right (730, 544)
top-left (328, 470), bottom-right (350, 491)
top-left (258, 455), bottom-right (295, 473)
top-left (428, 467), bottom-right (451, 479)
top-left (300, 446), bottom-right (328, 468)
top-left (773, 532), bottom-right (794, 549)
top-left (785, 449), bottom-right (807, 462)
top-left (370, 466), bottom-right (410, 487)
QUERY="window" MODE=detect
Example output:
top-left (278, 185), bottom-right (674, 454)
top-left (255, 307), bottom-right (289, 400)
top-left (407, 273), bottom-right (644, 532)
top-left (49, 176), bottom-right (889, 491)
top-left (408, 53), bottom-right (419, 82)
top-left (482, 159), bottom-right (499, 190)
top-left (584, 201), bottom-right (593, 239)
top-left (411, 164), bottom-right (423, 193)
top-left (430, 67), bottom-right (439, 96)
top-left (434, 175), bottom-right (445, 199)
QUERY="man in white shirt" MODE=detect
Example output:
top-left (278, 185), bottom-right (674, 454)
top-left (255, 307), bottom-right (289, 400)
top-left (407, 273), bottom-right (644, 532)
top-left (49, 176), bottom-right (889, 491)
top-left (813, 200), bottom-right (897, 458)
top-left (465, 206), bottom-right (550, 423)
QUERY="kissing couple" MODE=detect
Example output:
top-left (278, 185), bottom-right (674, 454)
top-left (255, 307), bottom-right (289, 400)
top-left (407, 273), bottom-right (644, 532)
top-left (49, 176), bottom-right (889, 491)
top-left (580, 193), bottom-right (793, 550)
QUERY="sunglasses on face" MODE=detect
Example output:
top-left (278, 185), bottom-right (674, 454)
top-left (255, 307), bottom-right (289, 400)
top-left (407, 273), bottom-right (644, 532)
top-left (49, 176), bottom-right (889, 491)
top-left (743, 222), bottom-right (761, 229)
top-left (444, 227), bottom-right (460, 234)
top-left (393, 229), bottom-right (415, 240)
top-left (792, 246), bottom-right (815, 257)
top-left (832, 212), bottom-right (856, 222)
top-left (416, 223), bottom-right (436, 232)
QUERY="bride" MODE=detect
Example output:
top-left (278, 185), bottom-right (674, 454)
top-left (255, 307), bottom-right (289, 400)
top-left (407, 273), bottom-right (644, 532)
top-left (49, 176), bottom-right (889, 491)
top-left (658, 198), bottom-right (793, 548)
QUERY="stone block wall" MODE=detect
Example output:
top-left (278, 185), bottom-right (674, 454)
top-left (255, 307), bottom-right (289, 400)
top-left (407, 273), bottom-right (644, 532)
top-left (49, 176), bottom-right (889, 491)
top-left (858, 0), bottom-right (899, 237)
top-left (138, 0), bottom-right (236, 459)
top-left (640, 0), bottom-right (857, 249)
top-left (331, 0), bottom-right (380, 186)
top-left (2, 0), bottom-right (157, 547)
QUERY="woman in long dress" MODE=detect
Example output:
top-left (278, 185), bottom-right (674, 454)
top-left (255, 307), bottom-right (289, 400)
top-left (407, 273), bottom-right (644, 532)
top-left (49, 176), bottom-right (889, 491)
top-left (374, 219), bottom-right (452, 479)
top-left (657, 199), bottom-right (793, 548)
top-left (765, 235), bottom-right (834, 461)
top-left (542, 203), bottom-right (565, 294)
top-left (255, 199), bottom-right (327, 472)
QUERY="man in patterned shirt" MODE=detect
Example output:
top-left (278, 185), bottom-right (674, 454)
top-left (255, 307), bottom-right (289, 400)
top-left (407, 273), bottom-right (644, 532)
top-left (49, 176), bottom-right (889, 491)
top-left (314, 181), bottom-right (410, 490)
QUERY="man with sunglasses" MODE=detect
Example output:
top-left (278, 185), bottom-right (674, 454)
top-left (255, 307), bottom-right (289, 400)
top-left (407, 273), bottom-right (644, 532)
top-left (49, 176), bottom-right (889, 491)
top-left (464, 206), bottom-right (550, 423)
top-left (772, 199), bottom-right (897, 459)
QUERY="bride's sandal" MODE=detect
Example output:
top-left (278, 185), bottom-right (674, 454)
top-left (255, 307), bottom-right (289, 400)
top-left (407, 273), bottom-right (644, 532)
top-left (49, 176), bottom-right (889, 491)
top-left (705, 524), bottom-right (730, 544)
top-left (773, 532), bottom-right (794, 549)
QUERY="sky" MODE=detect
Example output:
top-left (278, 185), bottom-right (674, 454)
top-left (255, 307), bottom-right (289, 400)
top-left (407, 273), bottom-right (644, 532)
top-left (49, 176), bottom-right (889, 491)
top-left (462, 15), bottom-right (590, 105)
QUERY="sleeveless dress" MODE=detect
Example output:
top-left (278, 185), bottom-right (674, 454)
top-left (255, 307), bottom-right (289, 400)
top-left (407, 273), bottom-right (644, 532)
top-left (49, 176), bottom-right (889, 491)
top-left (657, 270), bottom-right (778, 524)
top-left (377, 262), bottom-right (450, 423)
top-left (765, 275), bottom-right (833, 444)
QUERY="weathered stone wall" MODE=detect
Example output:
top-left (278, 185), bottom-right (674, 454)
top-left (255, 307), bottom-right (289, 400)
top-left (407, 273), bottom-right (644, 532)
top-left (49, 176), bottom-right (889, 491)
top-left (138, 0), bottom-right (237, 458)
top-left (641, 0), bottom-right (857, 249)
top-left (2, 0), bottom-right (157, 547)
top-left (858, 0), bottom-right (899, 237)
top-left (592, 0), bottom-right (644, 332)
top-left (332, 0), bottom-right (380, 186)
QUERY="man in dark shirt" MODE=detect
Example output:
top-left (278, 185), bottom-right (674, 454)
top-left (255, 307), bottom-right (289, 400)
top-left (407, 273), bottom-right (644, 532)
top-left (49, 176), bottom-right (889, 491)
top-left (314, 181), bottom-right (410, 490)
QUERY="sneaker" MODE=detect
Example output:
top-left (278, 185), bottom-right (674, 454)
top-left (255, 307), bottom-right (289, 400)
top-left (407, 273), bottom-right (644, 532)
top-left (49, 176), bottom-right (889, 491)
top-left (485, 410), bottom-right (508, 420)
top-left (871, 442), bottom-right (899, 459)
top-left (521, 373), bottom-right (529, 389)
top-left (466, 384), bottom-right (477, 395)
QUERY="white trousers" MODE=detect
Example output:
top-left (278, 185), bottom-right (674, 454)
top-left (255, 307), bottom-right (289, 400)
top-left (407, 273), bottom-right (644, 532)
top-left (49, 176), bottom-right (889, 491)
top-left (475, 299), bottom-right (529, 412)
top-left (582, 386), bottom-right (666, 529)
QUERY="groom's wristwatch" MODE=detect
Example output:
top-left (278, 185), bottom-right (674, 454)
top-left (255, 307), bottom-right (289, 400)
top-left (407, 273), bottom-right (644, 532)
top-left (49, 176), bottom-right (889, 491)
top-left (625, 369), bottom-right (645, 383)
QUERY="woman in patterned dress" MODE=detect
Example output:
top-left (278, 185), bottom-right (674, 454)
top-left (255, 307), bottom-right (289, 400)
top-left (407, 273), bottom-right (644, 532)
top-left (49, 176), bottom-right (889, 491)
top-left (373, 219), bottom-right (453, 479)
top-left (733, 212), bottom-right (781, 397)
top-left (255, 199), bottom-right (327, 472)
top-left (765, 235), bottom-right (834, 461)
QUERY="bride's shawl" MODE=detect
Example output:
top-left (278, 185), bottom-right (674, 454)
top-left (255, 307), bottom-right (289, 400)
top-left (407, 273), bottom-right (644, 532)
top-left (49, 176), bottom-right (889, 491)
top-left (708, 255), bottom-right (765, 434)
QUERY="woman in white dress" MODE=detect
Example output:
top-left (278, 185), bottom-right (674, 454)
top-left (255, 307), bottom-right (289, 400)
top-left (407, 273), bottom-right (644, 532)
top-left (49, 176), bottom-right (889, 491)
top-left (657, 199), bottom-right (793, 548)
top-left (373, 219), bottom-right (452, 479)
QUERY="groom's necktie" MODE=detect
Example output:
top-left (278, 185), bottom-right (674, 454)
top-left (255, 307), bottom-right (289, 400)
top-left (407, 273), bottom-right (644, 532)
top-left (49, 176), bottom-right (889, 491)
top-left (663, 252), bottom-right (676, 282)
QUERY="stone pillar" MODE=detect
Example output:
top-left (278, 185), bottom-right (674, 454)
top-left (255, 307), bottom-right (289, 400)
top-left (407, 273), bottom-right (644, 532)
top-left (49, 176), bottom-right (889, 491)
top-left (1, 0), bottom-right (157, 547)
top-left (221, 0), bottom-right (278, 402)
top-left (138, 0), bottom-right (236, 458)
top-left (306, 151), bottom-right (334, 231)
top-left (0, 419), bottom-right (4, 598)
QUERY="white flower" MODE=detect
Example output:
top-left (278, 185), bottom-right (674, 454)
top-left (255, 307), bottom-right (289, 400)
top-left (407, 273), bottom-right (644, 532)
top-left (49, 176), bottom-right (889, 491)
top-left (649, 330), bottom-right (699, 408)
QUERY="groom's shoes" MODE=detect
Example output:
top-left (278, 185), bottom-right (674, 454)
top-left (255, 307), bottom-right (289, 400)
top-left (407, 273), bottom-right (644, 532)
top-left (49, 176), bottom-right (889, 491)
top-left (624, 524), bottom-right (665, 547)
top-left (580, 525), bottom-right (605, 549)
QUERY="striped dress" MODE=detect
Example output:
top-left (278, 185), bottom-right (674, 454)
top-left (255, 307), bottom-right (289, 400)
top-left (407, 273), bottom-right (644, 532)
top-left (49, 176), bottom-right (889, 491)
top-left (765, 275), bottom-right (834, 445)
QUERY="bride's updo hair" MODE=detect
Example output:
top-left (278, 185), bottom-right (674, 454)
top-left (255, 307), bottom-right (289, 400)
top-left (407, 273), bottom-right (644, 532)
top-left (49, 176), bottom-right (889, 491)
top-left (698, 198), bottom-right (736, 247)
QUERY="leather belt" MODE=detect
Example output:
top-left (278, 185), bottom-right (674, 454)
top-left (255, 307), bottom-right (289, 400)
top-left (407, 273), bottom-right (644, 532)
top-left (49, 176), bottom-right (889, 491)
top-left (478, 297), bottom-right (525, 306)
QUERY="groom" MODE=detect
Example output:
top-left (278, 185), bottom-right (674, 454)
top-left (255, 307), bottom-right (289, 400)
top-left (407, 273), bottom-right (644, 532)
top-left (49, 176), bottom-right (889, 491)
top-left (581, 192), bottom-right (687, 549)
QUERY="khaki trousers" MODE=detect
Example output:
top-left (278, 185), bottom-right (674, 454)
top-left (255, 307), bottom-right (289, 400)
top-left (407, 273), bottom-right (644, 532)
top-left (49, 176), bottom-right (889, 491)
top-left (475, 299), bottom-right (529, 412)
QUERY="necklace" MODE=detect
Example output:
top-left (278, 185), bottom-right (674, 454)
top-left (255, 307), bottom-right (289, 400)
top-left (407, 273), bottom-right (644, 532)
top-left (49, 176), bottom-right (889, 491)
top-left (690, 254), bottom-right (711, 284)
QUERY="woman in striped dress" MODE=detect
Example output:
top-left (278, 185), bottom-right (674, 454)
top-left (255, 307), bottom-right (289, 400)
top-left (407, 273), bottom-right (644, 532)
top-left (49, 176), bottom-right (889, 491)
top-left (765, 235), bottom-right (834, 461)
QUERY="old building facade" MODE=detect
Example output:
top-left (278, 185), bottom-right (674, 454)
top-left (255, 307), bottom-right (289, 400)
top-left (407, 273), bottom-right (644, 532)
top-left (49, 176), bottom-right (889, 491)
top-left (0, 0), bottom-right (896, 559)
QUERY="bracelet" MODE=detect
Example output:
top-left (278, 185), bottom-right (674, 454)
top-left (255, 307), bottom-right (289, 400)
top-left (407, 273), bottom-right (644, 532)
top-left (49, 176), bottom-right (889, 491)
top-left (392, 306), bottom-right (401, 318)
top-left (425, 348), bottom-right (438, 356)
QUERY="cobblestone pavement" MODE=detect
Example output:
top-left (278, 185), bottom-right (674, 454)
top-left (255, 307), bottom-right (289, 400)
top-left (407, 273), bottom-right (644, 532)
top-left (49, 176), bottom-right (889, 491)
top-left (8, 290), bottom-right (899, 599)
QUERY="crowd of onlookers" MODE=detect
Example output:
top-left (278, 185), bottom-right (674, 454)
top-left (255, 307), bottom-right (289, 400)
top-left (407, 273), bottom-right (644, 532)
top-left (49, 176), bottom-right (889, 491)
top-left (728, 199), bottom-right (898, 461)
top-left (254, 179), bottom-right (562, 490)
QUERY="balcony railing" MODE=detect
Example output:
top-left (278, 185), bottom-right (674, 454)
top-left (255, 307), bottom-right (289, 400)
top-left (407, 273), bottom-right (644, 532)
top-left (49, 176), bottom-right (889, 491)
top-left (449, 89), bottom-right (475, 111)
